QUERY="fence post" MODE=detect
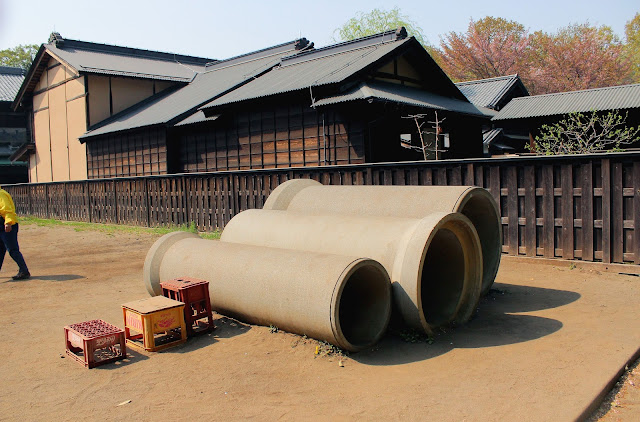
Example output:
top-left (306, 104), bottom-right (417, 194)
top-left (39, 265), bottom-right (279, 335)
top-left (85, 181), bottom-right (92, 223)
top-left (112, 180), bottom-right (118, 224)
top-left (64, 182), bottom-right (69, 221)
top-left (44, 183), bottom-right (49, 219)
top-left (28, 184), bottom-right (32, 215)
top-left (602, 158), bottom-right (611, 263)
top-left (144, 178), bottom-right (151, 228)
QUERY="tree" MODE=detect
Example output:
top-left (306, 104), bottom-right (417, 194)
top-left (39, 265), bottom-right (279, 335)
top-left (0, 44), bottom-right (39, 70)
top-left (530, 110), bottom-right (640, 155)
top-left (437, 17), bottom-right (531, 82)
top-left (625, 13), bottom-right (640, 83)
top-left (334, 7), bottom-right (429, 47)
top-left (436, 17), bottom-right (633, 95)
top-left (400, 111), bottom-right (447, 160)
top-left (528, 24), bottom-right (632, 94)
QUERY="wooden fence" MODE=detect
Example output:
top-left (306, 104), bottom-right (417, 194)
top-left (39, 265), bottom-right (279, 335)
top-left (5, 152), bottom-right (640, 264)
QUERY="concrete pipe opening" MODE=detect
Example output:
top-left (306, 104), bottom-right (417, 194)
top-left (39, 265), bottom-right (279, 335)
top-left (420, 227), bottom-right (466, 327)
top-left (334, 261), bottom-right (392, 351)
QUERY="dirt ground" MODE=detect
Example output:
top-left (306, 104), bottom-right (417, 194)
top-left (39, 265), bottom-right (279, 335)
top-left (0, 224), bottom-right (639, 421)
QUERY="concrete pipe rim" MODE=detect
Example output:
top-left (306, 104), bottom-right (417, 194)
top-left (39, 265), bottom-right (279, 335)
top-left (263, 178), bottom-right (321, 210)
top-left (454, 187), bottom-right (502, 296)
top-left (142, 231), bottom-right (201, 296)
top-left (403, 213), bottom-right (482, 332)
top-left (330, 258), bottom-right (391, 352)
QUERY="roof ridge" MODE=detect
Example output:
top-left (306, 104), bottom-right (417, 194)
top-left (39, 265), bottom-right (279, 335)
top-left (511, 82), bottom-right (640, 101)
top-left (0, 66), bottom-right (26, 76)
top-left (456, 74), bottom-right (518, 85)
top-left (204, 39), bottom-right (308, 72)
top-left (280, 28), bottom-right (406, 67)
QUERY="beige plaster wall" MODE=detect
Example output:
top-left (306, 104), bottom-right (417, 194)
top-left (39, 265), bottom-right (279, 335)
top-left (87, 75), bottom-right (110, 126)
top-left (29, 55), bottom-right (88, 182)
top-left (33, 109), bottom-right (52, 182)
top-left (111, 77), bottom-right (154, 114)
top-left (88, 75), bottom-right (176, 127)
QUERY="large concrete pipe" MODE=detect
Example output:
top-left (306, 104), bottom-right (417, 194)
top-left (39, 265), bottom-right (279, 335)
top-left (221, 210), bottom-right (482, 333)
top-left (264, 179), bottom-right (501, 296)
top-left (143, 232), bottom-right (391, 352)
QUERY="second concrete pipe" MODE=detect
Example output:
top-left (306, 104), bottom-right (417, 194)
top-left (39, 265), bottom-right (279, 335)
top-left (221, 210), bottom-right (482, 334)
top-left (263, 179), bottom-right (501, 296)
top-left (143, 231), bottom-right (391, 352)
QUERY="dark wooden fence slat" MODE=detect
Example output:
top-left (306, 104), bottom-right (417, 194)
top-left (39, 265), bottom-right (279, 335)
top-left (561, 164), bottom-right (574, 259)
top-left (602, 159), bottom-right (611, 263)
top-left (582, 162), bottom-right (594, 261)
top-left (634, 161), bottom-right (640, 264)
top-left (542, 165), bottom-right (554, 258)
top-left (507, 166), bottom-right (518, 255)
top-left (524, 165), bottom-right (536, 257)
top-left (612, 162), bottom-right (624, 263)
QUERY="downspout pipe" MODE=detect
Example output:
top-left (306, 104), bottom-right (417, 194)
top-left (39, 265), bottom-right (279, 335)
top-left (264, 179), bottom-right (501, 296)
top-left (143, 232), bottom-right (391, 352)
top-left (221, 210), bottom-right (482, 334)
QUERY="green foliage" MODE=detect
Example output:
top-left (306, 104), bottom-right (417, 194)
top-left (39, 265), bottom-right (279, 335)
top-left (0, 44), bottom-right (39, 70)
top-left (395, 328), bottom-right (434, 344)
top-left (20, 216), bottom-right (221, 239)
top-left (314, 340), bottom-right (345, 357)
top-left (625, 13), bottom-right (640, 82)
top-left (530, 110), bottom-right (640, 155)
top-left (333, 7), bottom-right (428, 47)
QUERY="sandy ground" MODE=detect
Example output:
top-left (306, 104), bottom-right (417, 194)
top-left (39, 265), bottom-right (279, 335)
top-left (0, 224), bottom-right (639, 421)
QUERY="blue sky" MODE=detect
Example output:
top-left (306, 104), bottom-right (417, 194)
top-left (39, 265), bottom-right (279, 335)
top-left (0, 0), bottom-right (638, 60)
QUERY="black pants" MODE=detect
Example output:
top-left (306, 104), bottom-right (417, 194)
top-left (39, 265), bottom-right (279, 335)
top-left (0, 223), bottom-right (29, 274)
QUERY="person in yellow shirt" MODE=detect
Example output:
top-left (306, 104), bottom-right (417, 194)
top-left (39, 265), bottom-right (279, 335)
top-left (0, 187), bottom-right (30, 280)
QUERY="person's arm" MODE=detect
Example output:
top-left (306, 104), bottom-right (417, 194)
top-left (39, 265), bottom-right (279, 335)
top-left (0, 190), bottom-right (18, 230)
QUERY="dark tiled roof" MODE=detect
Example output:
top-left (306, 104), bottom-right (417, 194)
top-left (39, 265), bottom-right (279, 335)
top-left (312, 81), bottom-right (492, 118)
top-left (493, 83), bottom-right (640, 120)
top-left (456, 75), bottom-right (526, 110)
top-left (12, 34), bottom-right (217, 110)
top-left (81, 39), bottom-right (307, 139)
top-left (201, 32), bottom-right (411, 109)
top-left (46, 37), bottom-right (214, 82)
top-left (0, 66), bottom-right (25, 102)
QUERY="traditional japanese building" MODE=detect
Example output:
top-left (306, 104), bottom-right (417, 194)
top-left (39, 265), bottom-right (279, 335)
top-left (0, 66), bottom-right (28, 183)
top-left (13, 29), bottom-right (491, 182)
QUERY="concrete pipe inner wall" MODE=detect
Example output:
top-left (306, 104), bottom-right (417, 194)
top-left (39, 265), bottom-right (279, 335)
top-left (264, 179), bottom-right (501, 296)
top-left (221, 210), bottom-right (482, 333)
top-left (143, 232), bottom-right (391, 352)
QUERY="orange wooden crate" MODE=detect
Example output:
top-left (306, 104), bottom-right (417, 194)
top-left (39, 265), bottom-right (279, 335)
top-left (122, 296), bottom-right (187, 352)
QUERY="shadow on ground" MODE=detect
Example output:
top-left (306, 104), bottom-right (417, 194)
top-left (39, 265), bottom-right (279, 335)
top-left (166, 316), bottom-right (252, 354)
top-left (30, 274), bottom-right (85, 282)
top-left (355, 283), bottom-right (581, 366)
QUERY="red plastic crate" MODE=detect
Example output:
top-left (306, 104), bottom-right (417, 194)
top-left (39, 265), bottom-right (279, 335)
top-left (161, 277), bottom-right (215, 337)
top-left (64, 319), bottom-right (126, 368)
